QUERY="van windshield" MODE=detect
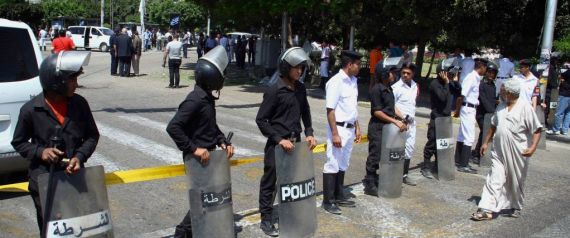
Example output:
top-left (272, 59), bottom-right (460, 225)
top-left (0, 27), bottom-right (39, 83)
top-left (101, 28), bottom-right (113, 36)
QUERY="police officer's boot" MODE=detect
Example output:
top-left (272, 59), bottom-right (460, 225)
top-left (457, 145), bottom-right (477, 174)
top-left (362, 172), bottom-right (379, 196)
top-left (454, 141), bottom-right (464, 166)
top-left (322, 173), bottom-right (342, 215)
top-left (335, 171), bottom-right (356, 207)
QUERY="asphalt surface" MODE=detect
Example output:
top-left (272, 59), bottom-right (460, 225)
top-left (1, 48), bottom-right (569, 238)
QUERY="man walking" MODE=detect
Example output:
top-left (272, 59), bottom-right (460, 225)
top-left (38, 27), bottom-right (48, 51)
top-left (322, 51), bottom-right (362, 214)
top-left (472, 79), bottom-right (542, 221)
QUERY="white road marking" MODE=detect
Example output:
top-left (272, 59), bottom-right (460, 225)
top-left (97, 123), bottom-right (181, 164)
top-left (87, 152), bottom-right (123, 172)
top-left (115, 114), bottom-right (262, 156)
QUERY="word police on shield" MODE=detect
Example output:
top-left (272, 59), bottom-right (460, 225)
top-left (280, 178), bottom-right (316, 203)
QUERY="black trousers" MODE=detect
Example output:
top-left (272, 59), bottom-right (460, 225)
top-left (110, 53), bottom-right (118, 75)
top-left (28, 179), bottom-right (44, 235)
top-left (197, 48), bottom-right (203, 58)
top-left (259, 140), bottom-right (277, 221)
top-left (118, 56), bottom-right (131, 76)
top-left (473, 116), bottom-right (485, 158)
top-left (365, 122), bottom-right (383, 174)
top-left (423, 119), bottom-right (438, 168)
top-left (174, 210), bottom-right (193, 238)
top-left (169, 59), bottom-right (182, 87)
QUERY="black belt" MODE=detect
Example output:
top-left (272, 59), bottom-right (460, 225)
top-left (497, 76), bottom-right (509, 79)
top-left (462, 102), bottom-right (477, 108)
top-left (336, 121), bottom-right (355, 128)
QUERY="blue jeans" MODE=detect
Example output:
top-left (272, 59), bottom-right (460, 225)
top-left (552, 95), bottom-right (570, 133)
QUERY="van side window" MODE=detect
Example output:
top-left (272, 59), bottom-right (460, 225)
top-left (70, 27), bottom-right (84, 35)
top-left (0, 27), bottom-right (39, 82)
top-left (91, 28), bottom-right (101, 36)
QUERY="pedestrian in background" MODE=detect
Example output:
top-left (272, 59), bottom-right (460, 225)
top-left (197, 32), bottom-right (205, 58)
top-left (248, 36), bottom-right (256, 66)
top-left (318, 40), bottom-right (331, 90)
top-left (51, 29), bottom-right (75, 54)
top-left (163, 34), bottom-right (183, 88)
top-left (116, 28), bottom-right (134, 77)
top-left (131, 30), bottom-right (142, 76)
top-left (546, 70), bottom-right (570, 135)
top-left (369, 44), bottom-right (383, 90)
top-left (109, 27), bottom-right (120, 76)
top-left (182, 30), bottom-right (191, 58)
top-left (38, 27), bottom-right (48, 51)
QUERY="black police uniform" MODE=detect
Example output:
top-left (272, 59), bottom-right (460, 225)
top-left (109, 32), bottom-right (119, 75)
top-left (473, 77), bottom-right (497, 159)
top-left (11, 93), bottom-right (100, 233)
top-left (422, 77), bottom-right (452, 170)
top-left (255, 78), bottom-right (313, 223)
top-left (364, 83), bottom-right (396, 182)
top-left (166, 85), bottom-right (230, 237)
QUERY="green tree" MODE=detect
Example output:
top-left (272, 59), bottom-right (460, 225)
top-left (146, 0), bottom-right (205, 30)
top-left (0, 0), bottom-right (44, 28)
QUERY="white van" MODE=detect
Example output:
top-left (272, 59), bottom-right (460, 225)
top-left (0, 19), bottom-right (43, 177)
top-left (67, 26), bottom-right (113, 52)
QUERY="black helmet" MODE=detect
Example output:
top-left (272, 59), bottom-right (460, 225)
top-left (436, 57), bottom-right (462, 74)
top-left (278, 47), bottom-right (311, 78)
top-left (39, 51), bottom-right (91, 95)
top-left (378, 56), bottom-right (404, 81)
top-left (195, 45), bottom-right (228, 91)
top-left (487, 62), bottom-right (499, 72)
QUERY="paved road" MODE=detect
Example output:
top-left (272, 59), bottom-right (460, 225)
top-left (1, 48), bottom-right (569, 237)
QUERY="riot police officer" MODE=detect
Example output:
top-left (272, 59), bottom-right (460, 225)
top-left (255, 47), bottom-right (316, 236)
top-left (11, 51), bottom-right (100, 235)
top-left (363, 63), bottom-right (408, 196)
top-left (166, 45), bottom-right (235, 238)
top-left (421, 58), bottom-right (461, 179)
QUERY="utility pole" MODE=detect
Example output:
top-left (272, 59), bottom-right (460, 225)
top-left (100, 0), bottom-right (104, 27)
top-left (540, 0), bottom-right (558, 61)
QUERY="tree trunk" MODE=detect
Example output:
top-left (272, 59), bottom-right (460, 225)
top-left (424, 47), bottom-right (436, 81)
top-left (415, 39), bottom-right (426, 79)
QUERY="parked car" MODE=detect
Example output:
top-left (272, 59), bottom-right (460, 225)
top-left (0, 18), bottom-right (43, 179)
top-left (67, 26), bottom-right (113, 52)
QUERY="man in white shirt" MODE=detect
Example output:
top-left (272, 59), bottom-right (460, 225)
top-left (392, 63), bottom-right (419, 186)
top-left (496, 56), bottom-right (515, 97)
top-left (454, 58), bottom-right (488, 174)
top-left (38, 28), bottom-right (48, 51)
top-left (322, 50), bottom-right (362, 215)
top-left (460, 50), bottom-right (475, 84)
top-left (512, 59), bottom-right (539, 108)
top-left (319, 41), bottom-right (331, 90)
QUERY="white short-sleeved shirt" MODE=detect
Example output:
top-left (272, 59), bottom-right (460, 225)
top-left (513, 74), bottom-right (539, 103)
top-left (326, 69), bottom-right (358, 123)
top-left (39, 29), bottom-right (47, 39)
top-left (460, 57), bottom-right (474, 84)
top-left (392, 78), bottom-right (418, 117)
top-left (321, 46), bottom-right (330, 59)
top-left (461, 70), bottom-right (482, 105)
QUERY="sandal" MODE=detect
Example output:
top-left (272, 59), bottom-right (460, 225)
top-left (471, 209), bottom-right (494, 221)
top-left (507, 209), bottom-right (521, 218)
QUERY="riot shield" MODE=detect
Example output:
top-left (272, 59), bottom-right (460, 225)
top-left (275, 142), bottom-right (317, 238)
top-left (185, 150), bottom-right (234, 238)
top-left (38, 166), bottom-right (113, 238)
top-left (435, 117), bottom-right (456, 181)
top-left (547, 88), bottom-right (559, 126)
top-left (536, 106), bottom-right (547, 150)
top-left (479, 113), bottom-right (494, 167)
top-left (378, 124), bottom-right (406, 198)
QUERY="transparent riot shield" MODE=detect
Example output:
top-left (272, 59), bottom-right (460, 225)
top-left (185, 150), bottom-right (234, 238)
top-left (378, 124), bottom-right (406, 198)
top-left (275, 142), bottom-right (317, 238)
top-left (435, 117), bottom-right (456, 181)
top-left (479, 113), bottom-right (494, 167)
top-left (38, 165), bottom-right (113, 238)
top-left (536, 106), bottom-right (547, 150)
